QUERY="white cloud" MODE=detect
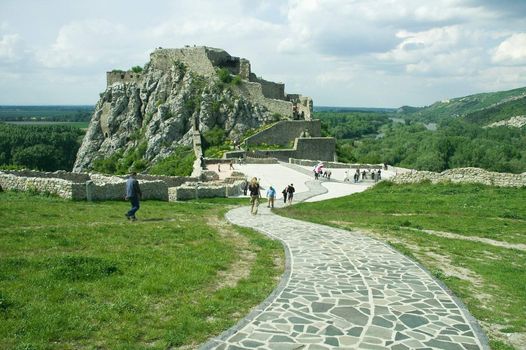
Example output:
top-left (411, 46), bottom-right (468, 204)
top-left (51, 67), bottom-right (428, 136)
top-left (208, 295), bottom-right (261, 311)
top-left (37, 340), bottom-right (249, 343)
top-left (492, 33), bottom-right (526, 65)
top-left (36, 19), bottom-right (135, 69)
top-left (0, 33), bottom-right (20, 62)
top-left (1, 0), bottom-right (526, 106)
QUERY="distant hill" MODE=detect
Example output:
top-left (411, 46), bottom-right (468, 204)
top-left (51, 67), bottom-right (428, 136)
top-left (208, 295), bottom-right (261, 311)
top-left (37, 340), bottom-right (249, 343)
top-left (397, 86), bottom-right (526, 124)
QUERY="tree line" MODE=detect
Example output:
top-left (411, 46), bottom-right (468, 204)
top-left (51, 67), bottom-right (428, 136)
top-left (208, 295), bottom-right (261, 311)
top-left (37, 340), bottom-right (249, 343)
top-left (324, 114), bottom-right (526, 174)
top-left (0, 123), bottom-right (84, 171)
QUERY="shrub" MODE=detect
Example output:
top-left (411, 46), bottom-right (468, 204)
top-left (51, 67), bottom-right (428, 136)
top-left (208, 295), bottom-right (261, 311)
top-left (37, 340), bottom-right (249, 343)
top-left (217, 68), bottom-right (232, 84)
top-left (203, 126), bottom-right (226, 148)
top-left (148, 146), bottom-right (195, 176)
top-left (131, 66), bottom-right (143, 73)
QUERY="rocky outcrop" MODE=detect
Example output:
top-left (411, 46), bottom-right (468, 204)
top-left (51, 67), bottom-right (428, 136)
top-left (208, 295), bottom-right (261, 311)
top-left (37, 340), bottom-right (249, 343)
top-left (485, 115), bottom-right (526, 129)
top-left (74, 46), bottom-right (312, 173)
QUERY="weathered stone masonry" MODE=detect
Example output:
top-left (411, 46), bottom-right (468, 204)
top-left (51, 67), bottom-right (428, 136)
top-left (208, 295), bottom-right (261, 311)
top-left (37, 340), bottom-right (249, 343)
top-left (391, 167), bottom-right (526, 187)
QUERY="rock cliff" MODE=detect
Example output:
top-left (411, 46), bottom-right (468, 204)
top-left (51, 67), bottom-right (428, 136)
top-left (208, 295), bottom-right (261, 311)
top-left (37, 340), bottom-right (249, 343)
top-left (73, 46), bottom-right (312, 173)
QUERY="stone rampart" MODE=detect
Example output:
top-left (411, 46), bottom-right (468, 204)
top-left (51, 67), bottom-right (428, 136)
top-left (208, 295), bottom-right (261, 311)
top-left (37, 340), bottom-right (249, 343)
top-left (292, 138), bottom-right (336, 162)
top-left (391, 167), bottom-right (526, 187)
top-left (251, 76), bottom-right (285, 100)
top-left (245, 120), bottom-right (321, 147)
top-left (236, 82), bottom-right (293, 118)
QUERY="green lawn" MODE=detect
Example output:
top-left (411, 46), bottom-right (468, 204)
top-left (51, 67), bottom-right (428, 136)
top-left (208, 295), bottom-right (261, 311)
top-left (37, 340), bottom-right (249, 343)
top-left (0, 192), bottom-right (283, 350)
top-left (277, 182), bottom-right (526, 350)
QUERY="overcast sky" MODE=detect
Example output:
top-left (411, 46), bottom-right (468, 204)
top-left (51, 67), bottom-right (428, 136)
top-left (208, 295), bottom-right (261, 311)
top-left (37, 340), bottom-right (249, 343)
top-left (1, 0), bottom-right (526, 107)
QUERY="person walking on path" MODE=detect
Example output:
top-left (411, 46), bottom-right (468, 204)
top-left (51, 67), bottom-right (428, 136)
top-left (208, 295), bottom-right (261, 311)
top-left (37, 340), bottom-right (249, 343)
top-left (242, 178), bottom-right (248, 196)
top-left (286, 183), bottom-right (295, 205)
top-left (266, 185), bottom-right (276, 208)
top-left (125, 172), bottom-right (142, 221)
top-left (282, 186), bottom-right (288, 204)
top-left (248, 177), bottom-right (261, 215)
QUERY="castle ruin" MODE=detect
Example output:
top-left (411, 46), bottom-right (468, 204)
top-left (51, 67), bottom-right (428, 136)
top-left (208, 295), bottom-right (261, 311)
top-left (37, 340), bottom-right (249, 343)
top-left (106, 46), bottom-right (313, 120)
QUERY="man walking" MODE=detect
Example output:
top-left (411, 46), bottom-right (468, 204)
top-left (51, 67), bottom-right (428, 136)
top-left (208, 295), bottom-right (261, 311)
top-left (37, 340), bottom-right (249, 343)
top-left (125, 172), bottom-right (142, 221)
top-left (286, 183), bottom-right (295, 205)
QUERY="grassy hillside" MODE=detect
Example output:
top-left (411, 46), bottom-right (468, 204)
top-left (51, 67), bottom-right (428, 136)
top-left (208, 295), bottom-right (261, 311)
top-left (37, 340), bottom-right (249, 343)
top-left (0, 192), bottom-right (283, 349)
top-left (277, 182), bottom-right (526, 350)
top-left (398, 86), bottom-right (526, 123)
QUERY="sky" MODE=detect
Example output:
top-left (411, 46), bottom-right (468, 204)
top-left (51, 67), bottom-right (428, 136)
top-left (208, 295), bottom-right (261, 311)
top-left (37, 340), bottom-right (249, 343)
top-left (1, 0), bottom-right (526, 107)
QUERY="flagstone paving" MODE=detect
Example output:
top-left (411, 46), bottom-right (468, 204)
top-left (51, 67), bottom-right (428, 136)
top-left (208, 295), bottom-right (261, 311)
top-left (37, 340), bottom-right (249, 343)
top-left (200, 175), bottom-right (489, 350)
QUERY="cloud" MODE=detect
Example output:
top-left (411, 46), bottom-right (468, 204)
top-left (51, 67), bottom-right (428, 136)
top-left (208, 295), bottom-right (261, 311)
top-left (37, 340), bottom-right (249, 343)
top-left (36, 19), bottom-right (137, 70)
top-left (0, 33), bottom-right (20, 62)
top-left (492, 33), bottom-right (526, 65)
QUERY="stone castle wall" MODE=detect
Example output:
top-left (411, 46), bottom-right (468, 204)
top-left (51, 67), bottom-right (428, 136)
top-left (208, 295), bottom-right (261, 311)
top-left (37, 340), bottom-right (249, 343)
top-left (236, 82), bottom-right (293, 118)
top-left (107, 71), bottom-right (143, 86)
top-left (246, 137), bottom-right (336, 162)
top-left (245, 120), bottom-right (322, 146)
top-left (249, 75), bottom-right (285, 100)
top-left (391, 167), bottom-right (526, 187)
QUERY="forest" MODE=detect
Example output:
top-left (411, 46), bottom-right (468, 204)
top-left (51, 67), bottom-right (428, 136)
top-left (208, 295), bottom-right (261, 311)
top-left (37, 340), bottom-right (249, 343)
top-left (317, 112), bottom-right (526, 173)
top-left (0, 123), bottom-right (84, 171)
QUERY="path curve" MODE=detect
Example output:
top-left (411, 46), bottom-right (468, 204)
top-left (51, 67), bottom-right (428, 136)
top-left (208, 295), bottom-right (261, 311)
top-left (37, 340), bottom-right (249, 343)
top-left (201, 183), bottom-right (489, 350)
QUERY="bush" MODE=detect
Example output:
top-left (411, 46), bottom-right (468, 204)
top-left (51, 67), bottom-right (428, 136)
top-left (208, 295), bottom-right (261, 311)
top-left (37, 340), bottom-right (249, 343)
top-left (148, 146), bottom-right (195, 176)
top-left (131, 66), bottom-right (143, 73)
top-left (217, 68), bottom-right (232, 84)
top-left (203, 126), bottom-right (226, 148)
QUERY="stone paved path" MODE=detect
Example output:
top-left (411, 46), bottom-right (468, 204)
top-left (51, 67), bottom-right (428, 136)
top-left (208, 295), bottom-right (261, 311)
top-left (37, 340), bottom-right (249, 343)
top-left (200, 178), bottom-right (489, 350)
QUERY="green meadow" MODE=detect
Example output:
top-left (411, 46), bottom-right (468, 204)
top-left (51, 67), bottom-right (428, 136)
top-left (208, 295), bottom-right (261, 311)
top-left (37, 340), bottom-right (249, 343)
top-left (0, 192), bottom-right (283, 350)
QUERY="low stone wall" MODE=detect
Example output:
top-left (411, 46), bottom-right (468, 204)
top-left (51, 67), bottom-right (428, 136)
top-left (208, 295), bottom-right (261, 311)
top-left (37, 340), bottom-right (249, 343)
top-left (1, 169), bottom-right (90, 182)
top-left (134, 174), bottom-right (197, 188)
top-left (87, 179), bottom-right (168, 201)
top-left (290, 159), bottom-right (383, 170)
top-left (391, 167), bottom-right (526, 187)
top-left (168, 179), bottom-right (245, 201)
top-left (1, 171), bottom-right (172, 201)
top-left (0, 172), bottom-right (85, 199)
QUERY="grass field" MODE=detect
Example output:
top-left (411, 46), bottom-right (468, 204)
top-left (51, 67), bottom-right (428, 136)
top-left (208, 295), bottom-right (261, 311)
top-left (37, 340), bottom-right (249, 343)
top-left (277, 182), bottom-right (526, 350)
top-left (0, 192), bottom-right (283, 350)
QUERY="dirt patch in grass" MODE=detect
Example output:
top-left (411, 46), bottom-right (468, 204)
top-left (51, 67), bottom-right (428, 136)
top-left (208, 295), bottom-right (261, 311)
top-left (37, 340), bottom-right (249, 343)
top-left (484, 323), bottom-right (526, 350)
top-left (206, 217), bottom-right (256, 291)
top-left (408, 227), bottom-right (526, 251)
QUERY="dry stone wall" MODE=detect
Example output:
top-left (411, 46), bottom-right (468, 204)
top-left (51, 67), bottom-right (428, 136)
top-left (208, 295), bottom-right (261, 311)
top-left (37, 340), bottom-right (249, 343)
top-left (391, 167), bottom-right (526, 187)
top-left (0, 172), bottom-right (84, 199)
top-left (245, 120), bottom-right (321, 147)
top-left (168, 179), bottom-right (245, 201)
top-left (0, 170), bottom-right (198, 201)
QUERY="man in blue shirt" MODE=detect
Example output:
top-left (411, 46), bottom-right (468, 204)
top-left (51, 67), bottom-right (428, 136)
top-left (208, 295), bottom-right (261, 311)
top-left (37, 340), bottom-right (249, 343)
top-left (125, 172), bottom-right (142, 221)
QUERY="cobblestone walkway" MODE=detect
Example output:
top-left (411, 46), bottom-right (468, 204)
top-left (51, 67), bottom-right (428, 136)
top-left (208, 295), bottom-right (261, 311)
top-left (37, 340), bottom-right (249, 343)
top-left (201, 185), bottom-right (489, 350)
